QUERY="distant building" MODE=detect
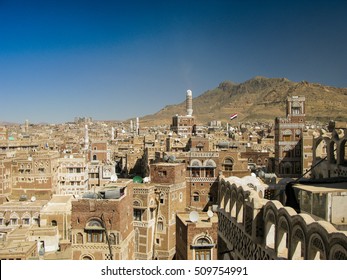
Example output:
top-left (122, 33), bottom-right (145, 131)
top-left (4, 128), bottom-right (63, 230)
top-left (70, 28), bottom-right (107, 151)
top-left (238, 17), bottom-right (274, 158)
top-left (57, 155), bottom-right (88, 196)
top-left (170, 90), bottom-right (196, 138)
top-left (149, 162), bottom-right (187, 260)
top-left (176, 211), bottom-right (218, 260)
top-left (70, 179), bottom-right (134, 260)
top-left (10, 151), bottom-right (60, 200)
top-left (0, 240), bottom-right (38, 260)
top-left (275, 96), bottom-right (306, 177)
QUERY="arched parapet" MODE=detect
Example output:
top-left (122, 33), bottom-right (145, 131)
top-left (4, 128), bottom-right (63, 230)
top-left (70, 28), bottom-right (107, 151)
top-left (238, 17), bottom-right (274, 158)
top-left (275, 207), bottom-right (296, 258)
top-left (289, 213), bottom-right (314, 259)
top-left (306, 221), bottom-right (335, 260)
top-left (230, 187), bottom-right (237, 218)
top-left (312, 135), bottom-right (330, 162)
top-left (307, 232), bottom-right (328, 260)
top-left (263, 201), bottom-right (283, 250)
top-left (337, 135), bottom-right (347, 165)
top-left (329, 232), bottom-right (347, 260)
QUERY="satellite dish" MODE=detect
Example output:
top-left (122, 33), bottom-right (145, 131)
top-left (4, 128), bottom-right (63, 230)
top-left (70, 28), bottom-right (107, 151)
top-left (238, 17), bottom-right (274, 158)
top-left (143, 177), bottom-right (150, 183)
top-left (31, 196), bottom-right (36, 202)
top-left (207, 210), bottom-right (213, 218)
top-left (189, 211), bottom-right (199, 223)
top-left (110, 174), bottom-right (118, 182)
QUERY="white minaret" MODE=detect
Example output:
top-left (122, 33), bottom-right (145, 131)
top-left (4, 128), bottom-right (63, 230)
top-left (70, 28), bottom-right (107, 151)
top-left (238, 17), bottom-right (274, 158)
top-left (130, 120), bottom-right (134, 133)
top-left (111, 127), bottom-right (115, 140)
top-left (25, 119), bottom-right (29, 133)
top-left (186, 89), bottom-right (193, 116)
top-left (84, 124), bottom-right (89, 150)
top-left (136, 117), bottom-right (140, 135)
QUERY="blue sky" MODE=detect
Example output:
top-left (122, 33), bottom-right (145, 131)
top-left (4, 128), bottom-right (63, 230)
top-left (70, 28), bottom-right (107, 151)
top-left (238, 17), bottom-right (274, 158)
top-left (1, 0), bottom-right (346, 124)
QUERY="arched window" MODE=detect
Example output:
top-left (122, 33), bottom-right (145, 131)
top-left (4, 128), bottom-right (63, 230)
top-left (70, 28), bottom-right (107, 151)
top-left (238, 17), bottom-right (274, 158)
top-left (194, 237), bottom-right (213, 260)
top-left (223, 158), bottom-right (234, 171)
top-left (193, 192), bottom-right (200, 202)
top-left (51, 220), bottom-right (57, 226)
top-left (93, 155), bottom-right (97, 161)
top-left (157, 217), bottom-right (164, 232)
top-left (109, 233), bottom-right (119, 245)
top-left (85, 219), bottom-right (104, 243)
top-left (205, 159), bottom-right (216, 177)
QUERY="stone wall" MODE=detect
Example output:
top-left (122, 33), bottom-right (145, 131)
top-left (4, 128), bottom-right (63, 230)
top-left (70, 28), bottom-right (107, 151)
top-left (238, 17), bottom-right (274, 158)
top-left (218, 178), bottom-right (347, 260)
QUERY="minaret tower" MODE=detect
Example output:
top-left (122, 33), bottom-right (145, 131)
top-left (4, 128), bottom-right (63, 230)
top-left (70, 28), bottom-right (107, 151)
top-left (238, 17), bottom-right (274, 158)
top-left (84, 124), bottom-right (89, 150)
top-left (186, 89), bottom-right (193, 116)
top-left (111, 127), bottom-right (115, 140)
top-left (136, 117), bottom-right (140, 135)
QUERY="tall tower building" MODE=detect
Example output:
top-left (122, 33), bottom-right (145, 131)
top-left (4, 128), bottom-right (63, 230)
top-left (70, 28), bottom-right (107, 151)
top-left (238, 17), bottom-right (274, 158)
top-left (171, 90), bottom-right (195, 137)
top-left (111, 127), bottom-right (115, 140)
top-left (136, 117), bottom-right (140, 136)
top-left (84, 125), bottom-right (89, 150)
top-left (130, 120), bottom-right (133, 133)
top-left (275, 96), bottom-right (306, 178)
top-left (186, 89), bottom-right (193, 116)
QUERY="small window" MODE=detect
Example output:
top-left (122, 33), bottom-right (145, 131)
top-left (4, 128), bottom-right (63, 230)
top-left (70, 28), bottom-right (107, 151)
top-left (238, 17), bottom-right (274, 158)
top-left (193, 192), bottom-right (200, 202)
top-left (133, 209), bottom-right (143, 221)
top-left (223, 158), bottom-right (234, 171)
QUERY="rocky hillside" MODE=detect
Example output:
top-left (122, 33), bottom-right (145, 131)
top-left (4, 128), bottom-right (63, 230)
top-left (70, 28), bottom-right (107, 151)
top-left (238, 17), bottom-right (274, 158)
top-left (141, 76), bottom-right (347, 126)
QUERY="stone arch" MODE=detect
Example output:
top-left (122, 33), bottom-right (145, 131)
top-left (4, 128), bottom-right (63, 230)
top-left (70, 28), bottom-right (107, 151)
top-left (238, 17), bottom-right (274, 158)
top-left (329, 243), bottom-right (347, 260)
top-left (230, 186), bottom-right (237, 218)
top-left (291, 225), bottom-right (306, 260)
top-left (219, 183), bottom-right (228, 210)
top-left (264, 201), bottom-right (283, 250)
top-left (192, 234), bottom-right (214, 260)
top-left (338, 138), bottom-right (347, 165)
top-left (307, 233), bottom-right (327, 260)
top-left (81, 254), bottom-right (94, 260)
top-left (157, 216), bottom-right (165, 232)
top-left (276, 215), bottom-right (290, 258)
top-left (190, 159), bottom-right (202, 167)
top-left (203, 159), bottom-right (216, 167)
top-left (264, 210), bottom-right (276, 249)
top-left (133, 199), bottom-right (143, 207)
top-left (224, 188), bottom-right (231, 214)
top-left (222, 157), bottom-right (234, 171)
top-left (236, 189), bottom-right (246, 224)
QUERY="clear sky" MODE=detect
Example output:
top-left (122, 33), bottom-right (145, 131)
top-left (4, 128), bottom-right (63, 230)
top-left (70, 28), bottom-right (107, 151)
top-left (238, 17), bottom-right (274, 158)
top-left (1, 0), bottom-right (346, 124)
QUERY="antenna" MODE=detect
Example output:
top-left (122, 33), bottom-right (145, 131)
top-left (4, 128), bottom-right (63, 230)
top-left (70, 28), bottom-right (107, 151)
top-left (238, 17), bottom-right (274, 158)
top-left (189, 211), bottom-right (199, 223)
top-left (31, 196), bottom-right (36, 202)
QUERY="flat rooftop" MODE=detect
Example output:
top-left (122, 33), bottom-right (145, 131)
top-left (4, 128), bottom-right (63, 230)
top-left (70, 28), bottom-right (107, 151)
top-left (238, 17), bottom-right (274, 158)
top-left (177, 211), bottom-right (218, 228)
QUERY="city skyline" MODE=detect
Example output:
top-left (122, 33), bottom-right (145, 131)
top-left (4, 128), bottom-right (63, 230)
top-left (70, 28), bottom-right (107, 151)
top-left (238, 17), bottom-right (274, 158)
top-left (1, 0), bottom-right (347, 124)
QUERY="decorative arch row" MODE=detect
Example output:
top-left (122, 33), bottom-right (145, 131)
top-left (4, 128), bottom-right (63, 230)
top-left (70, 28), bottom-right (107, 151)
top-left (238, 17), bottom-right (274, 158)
top-left (263, 201), bottom-right (347, 260)
top-left (313, 129), bottom-right (347, 165)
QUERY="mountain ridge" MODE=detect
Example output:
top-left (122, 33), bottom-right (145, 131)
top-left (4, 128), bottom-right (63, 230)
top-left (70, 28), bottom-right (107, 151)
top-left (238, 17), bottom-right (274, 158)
top-left (141, 76), bottom-right (347, 126)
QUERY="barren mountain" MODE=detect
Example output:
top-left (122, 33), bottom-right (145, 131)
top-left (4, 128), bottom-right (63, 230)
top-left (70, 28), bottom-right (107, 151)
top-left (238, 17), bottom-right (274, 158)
top-left (141, 76), bottom-right (347, 126)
